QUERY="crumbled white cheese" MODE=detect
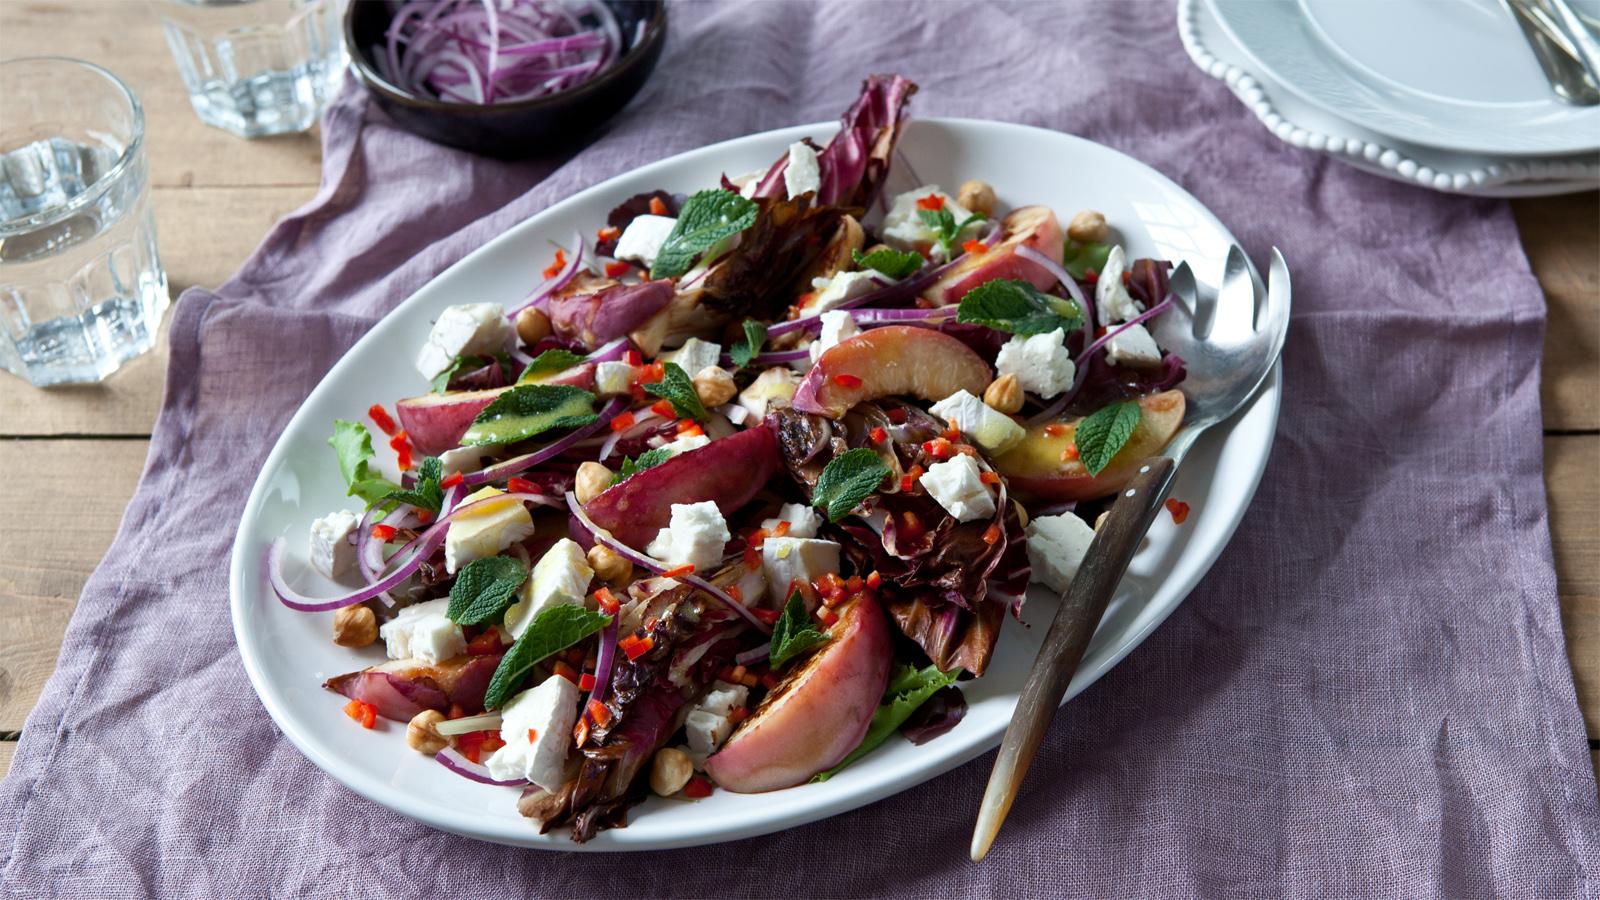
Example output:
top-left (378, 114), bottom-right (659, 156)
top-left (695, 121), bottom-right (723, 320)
top-left (760, 502), bottom-right (823, 540)
top-left (594, 360), bottom-right (635, 397)
top-left (995, 329), bottom-right (1075, 399)
top-left (698, 680), bottom-right (750, 719)
top-left (809, 309), bottom-right (861, 362)
top-left (784, 141), bottom-right (821, 199)
top-left (659, 432), bottom-right (711, 459)
top-left (502, 538), bottom-right (593, 640)
top-left (881, 186), bottom-right (982, 260)
top-left (686, 709), bottom-right (734, 761)
top-left (379, 597), bottom-right (467, 665)
top-left (414, 303), bottom-right (513, 380)
top-left (646, 501), bottom-right (731, 574)
top-left (614, 214), bottom-right (677, 268)
top-left (443, 486), bottom-right (536, 574)
top-left (762, 537), bottom-right (841, 599)
top-left (664, 337), bottom-right (722, 377)
top-left (486, 675), bottom-right (580, 790)
top-left (438, 446), bottom-right (489, 476)
top-left (929, 389), bottom-right (1025, 454)
top-left (919, 455), bottom-right (996, 523)
top-left (806, 270), bottom-right (880, 315)
top-left (309, 509), bottom-right (360, 579)
top-left (1025, 512), bottom-right (1096, 595)
top-left (737, 367), bottom-right (800, 419)
top-left (1105, 322), bottom-right (1162, 369)
top-left (1095, 245), bottom-right (1143, 324)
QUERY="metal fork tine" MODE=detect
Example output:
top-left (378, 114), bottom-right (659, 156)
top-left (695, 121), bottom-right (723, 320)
top-left (1213, 245), bottom-right (1256, 343)
top-left (1183, 261), bottom-right (1217, 339)
top-left (1267, 247), bottom-right (1292, 332)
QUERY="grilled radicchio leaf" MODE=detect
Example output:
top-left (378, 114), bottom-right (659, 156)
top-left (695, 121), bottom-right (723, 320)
top-left (697, 196), bottom-right (846, 322)
top-left (770, 403), bottom-right (1028, 676)
top-left (751, 74), bottom-right (917, 211)
top-left (521, 558), bottom-right (758, 842)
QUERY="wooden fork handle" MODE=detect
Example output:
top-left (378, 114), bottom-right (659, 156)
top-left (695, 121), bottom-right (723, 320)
top-left (971, 457), bottom-right (1178, 861)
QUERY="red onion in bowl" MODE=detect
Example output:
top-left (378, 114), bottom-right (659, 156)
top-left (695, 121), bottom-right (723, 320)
top-left (377, 0), bottom-right (621, 107)
top-left (436, 747), bottom-right (528, 786)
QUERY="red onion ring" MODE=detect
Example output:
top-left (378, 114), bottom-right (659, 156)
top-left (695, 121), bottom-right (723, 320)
top-left (565, 491), bottom-right (772, 634)
top-left (436, 747), bottom-right (528, 786)
top-left (580, 617), bottom-right (618, 727)
top-left (1026, 295), bottom-right (1175, 426)
top-left (734, 642), bottom-right (771, 666)
top-left (507, 230), bottom-right (585, 321)
top-left (267, 492), bottom-right (560, 612)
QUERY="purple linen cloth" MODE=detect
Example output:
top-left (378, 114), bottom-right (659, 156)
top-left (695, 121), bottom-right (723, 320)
top-left (3, 2), bottom-right (1595, 895)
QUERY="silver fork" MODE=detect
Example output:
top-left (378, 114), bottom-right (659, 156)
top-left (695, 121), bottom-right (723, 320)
top-left (970, 245), bottom-right (1292, 861)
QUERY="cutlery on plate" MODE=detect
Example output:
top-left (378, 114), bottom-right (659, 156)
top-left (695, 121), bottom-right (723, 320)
top-left (1500, 0), bottom-right (1600, 105)
top-left (1543, 0), bottom-right (1600, 86)
top-left (970, 246), bottom-right (1292, 862)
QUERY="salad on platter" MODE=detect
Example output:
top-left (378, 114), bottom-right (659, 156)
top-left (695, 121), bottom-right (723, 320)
top-left (266, 74), bottom-right (1190, 842)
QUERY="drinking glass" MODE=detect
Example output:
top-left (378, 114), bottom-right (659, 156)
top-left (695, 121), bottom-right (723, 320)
top-left (158, 0), bottom-right (346, 138)
top-left (0, 58), bottom-right (169, 387)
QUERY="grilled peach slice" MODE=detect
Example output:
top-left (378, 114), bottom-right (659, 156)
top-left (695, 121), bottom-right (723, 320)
top-left (791, 325), bottom-right (992, 418)
top-left (705, 591), bottom-right (893, 792)
top-left (395, 366), bottom-right (595, 455)
top-left (923, 205), bottom-right (1064, 306)
top-left (993, 390), bottom-right (1185, 502)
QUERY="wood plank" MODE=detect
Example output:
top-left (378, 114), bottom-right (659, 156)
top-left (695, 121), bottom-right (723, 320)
top-left (0, 741), bottom-right (12, 779)
top-left (0, 184), bottom-right (314, 437)
top-left (0, 1), bottom-right (324, 189)
top-left (1512, 194), bottom-right (1600, 432)
top-left (1548, 434), bottom-right (1600, 736)
top-left (0, 440), bottom-right (150, 731)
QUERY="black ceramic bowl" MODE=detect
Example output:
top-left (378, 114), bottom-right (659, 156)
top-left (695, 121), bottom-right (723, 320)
top-left (345, 0), bottom-right (667, 158)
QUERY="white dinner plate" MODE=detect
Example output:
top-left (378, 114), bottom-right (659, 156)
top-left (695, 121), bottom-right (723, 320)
top-left (1181, 0), bottom-right (1600, 195)
top-left (228, 117), bottom-right (1282, 850)
top-left (1208, 0), bottom-right (1600, 157)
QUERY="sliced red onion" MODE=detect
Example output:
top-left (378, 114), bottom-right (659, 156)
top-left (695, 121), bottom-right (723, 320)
top-left (719, 347), bottom-right (812, 367)
top-left (377, 0), bottom-right (619, 106)
top-left (436, 747), bottom-right (527, 786)
top-left (267, 492), bottom-right (560, 612)
top-left (596, 406), bottom-right (662, 461)
top-left (1026, 296), bottom-right (1175, 426)
top-left (581, 617), bottom-right (618, 726)
top-left (507, 230), bottom-right (585, 321)
top-left (764, 244), bottom-right (980, 342)
top-left (565, 492), bottom-right (772, 634)
top-left (850, 306), bottom-right (957, 325)
top-left (463, 396), bottom-right (627, 486)
top-left (357, 503), bottom-right (412, 608)
top-left (735, 642), bottom-right (771, 665)
top-left (1016, 244), bottom-right (1091, 328)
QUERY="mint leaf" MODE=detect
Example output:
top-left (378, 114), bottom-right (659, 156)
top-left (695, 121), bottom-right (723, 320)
top-left (729, 319), bottom-right (767, 370)
top-left (447, 556), bottom-right (529, 626)
top-left (1074, 400), bottom-right (1141, 476)
top-left (462, 384), bottom-right (597, 446)
top-left (852, 247), bottom-right (923, 279)
top-left (916, 206), bottom-right (986, 259)
top-left (643, 362), bottom-right (709, 421)
top-left (813, 664), bottom-right (961, 782)
top-left (381, 455), bottom-right (445, 512)
top-left (614, 447), bottom-right (672, 484)
top-left (770, 589), bottom-right (829, 668)
top-left (516, 349), bottom-right (586, 384)
top-left (329, 420), bottom-right (402, 508)
top-left (956, 279), bottom-right (1084, 336)
top-left (812, 448), bottom-right (890, 522)
top-left (484, 605), bottom-right (612, 709)
top-left (651, 189), bottom-right (758, 280)
top-left (1062, 239), bottom-right (1112, 280)
top-left (432, 355), bottom-right (483, 394)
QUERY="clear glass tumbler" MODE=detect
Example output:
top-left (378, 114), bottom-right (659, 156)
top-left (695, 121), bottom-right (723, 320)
top-left (159, 0), bottom-right (346, 138)
top-left (0, 58), bottom-right (169, 387)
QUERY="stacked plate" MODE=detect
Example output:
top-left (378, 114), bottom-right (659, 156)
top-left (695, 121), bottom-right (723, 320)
top-left (1180, 0), bottom-right (1600, 196)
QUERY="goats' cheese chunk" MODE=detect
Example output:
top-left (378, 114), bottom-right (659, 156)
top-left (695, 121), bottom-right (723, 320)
top-left (486, 676), bottom-right (581, 790)
top-left (415, 303), bottom-right (513, 380)
top-left (1025, 513), bottom-right (1096, 595)
top-left (919, 455), bottom-right (996, 523)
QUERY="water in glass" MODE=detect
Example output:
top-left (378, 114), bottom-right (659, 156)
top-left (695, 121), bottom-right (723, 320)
top-left (1, 59), bottom-right (169, 387)
top-left (160, 0), bottom-right (346, 138)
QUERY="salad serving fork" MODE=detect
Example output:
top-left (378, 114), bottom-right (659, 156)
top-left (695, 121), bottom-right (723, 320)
top-left (970, 245), bottom-right (1292, 861)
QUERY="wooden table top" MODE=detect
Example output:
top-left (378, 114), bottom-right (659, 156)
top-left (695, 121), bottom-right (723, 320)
top-left (1, 3), bottom-right (1595, 785)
